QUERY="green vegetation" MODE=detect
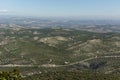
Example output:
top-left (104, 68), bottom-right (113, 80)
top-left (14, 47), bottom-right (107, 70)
top-left (0, 28), bottom-right (119, 79)
top-left (0, 69), bottom-right (21, 80)
top-left (23, 71), bottom-right (120, 80)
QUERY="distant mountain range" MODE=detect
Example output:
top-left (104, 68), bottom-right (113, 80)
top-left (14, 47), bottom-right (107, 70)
top-left (0, 16), bottom-right (120, 33)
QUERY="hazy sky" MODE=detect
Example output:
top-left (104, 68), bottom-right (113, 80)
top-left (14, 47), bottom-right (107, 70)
top-left (0, 0), bottom-right (120, 19)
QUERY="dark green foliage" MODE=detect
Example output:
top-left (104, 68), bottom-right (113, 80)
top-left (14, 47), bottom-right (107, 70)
top-left (0, 69), bottom-right (21, 80)
top-left (90, 61), bottom-right (107, 69)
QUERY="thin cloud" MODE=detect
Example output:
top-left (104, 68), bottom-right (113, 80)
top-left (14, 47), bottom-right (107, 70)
top-left (0, 10), bottom-right (9, 13)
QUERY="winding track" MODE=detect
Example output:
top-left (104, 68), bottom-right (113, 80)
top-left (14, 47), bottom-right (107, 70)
top-left (0, 56), bottom-right (120, 68)
top-left (105, 68), bottom-right (120, 74)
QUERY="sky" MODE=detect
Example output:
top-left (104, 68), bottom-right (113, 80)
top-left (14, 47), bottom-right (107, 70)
top-left (0, 0), bottom-right (120, 19)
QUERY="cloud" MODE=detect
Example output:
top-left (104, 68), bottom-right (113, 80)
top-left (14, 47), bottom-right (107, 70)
top-left (0, 10), bottom-right (9, 13)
